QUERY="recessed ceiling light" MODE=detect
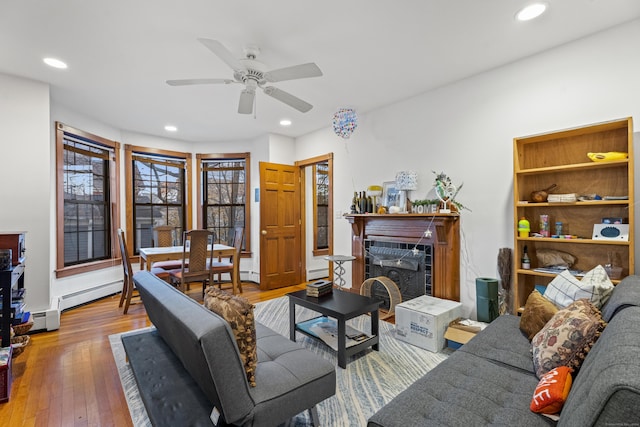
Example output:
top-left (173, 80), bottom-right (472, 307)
top-left (279, 119), bottom-right (292, 127)
top-left (516, 3), bottom-right (547, 21)
top-left (43, 57), bottom-right (68, 69)
top-left (164, 125), bottom-right (178, 132)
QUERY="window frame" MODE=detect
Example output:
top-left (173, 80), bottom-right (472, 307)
top-left (296, 153), bottom-right (333, 258)
top-left (55, 122), bottom-right (121, 278)
top-left (312, 162), bottom-right (330, 255)
top-left (197, 152), bottom-right (250, 255)
top-left (124, 145), bottom-right (192, 256)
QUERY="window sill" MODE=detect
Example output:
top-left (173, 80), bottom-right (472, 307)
top-left (55, 258), bottom-right (121, 278)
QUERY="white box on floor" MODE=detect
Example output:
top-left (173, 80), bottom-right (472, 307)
top-left (395, 295), bottom-right (463, 352)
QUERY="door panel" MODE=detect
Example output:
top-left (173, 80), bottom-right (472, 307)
top-left (260, 162), bottom-right (302, 289)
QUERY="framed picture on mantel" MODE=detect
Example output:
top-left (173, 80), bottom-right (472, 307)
top-left (383, 181), bottom-right (399, 208)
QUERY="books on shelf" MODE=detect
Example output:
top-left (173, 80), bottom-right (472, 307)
top-left (533, 267), bottom-right (585, 277)
top-left (306, 280), bottom-right (333, 297)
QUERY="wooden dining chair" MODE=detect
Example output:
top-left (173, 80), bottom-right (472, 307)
top-left (153, 225), bottom-right (175, 247)
top-left (118, 229), bottom-right (173, 313)
top-left (210, 226), bottom-right (244, 294)
top-left (151, 225), bottom-right (184, 271)
top-left (169, 229), bottom-right (215, 293)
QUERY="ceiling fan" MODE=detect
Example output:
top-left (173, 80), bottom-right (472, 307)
top-left (167, 38), bottom-right (323, 114)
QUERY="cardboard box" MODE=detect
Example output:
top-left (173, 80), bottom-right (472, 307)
top-left (395, 295), bottom-right (462, 352)
top-left (444, 318), bottom-right (489, 349)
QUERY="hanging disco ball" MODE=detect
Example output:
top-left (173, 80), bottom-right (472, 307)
top-left (332, 108), bottom-right (358, 139)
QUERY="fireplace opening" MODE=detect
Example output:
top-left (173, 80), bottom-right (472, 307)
top-left (364, 240), bottom-right (432, 309)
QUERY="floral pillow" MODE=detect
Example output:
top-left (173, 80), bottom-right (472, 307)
top-left (544, 265), bottom-right (614, 309)
top-left (532, 299), bottom-right (606, 378)
top-left (519, 290), bottom-right (558, 341)
top-left (203, 287), bottom-right (258, 387)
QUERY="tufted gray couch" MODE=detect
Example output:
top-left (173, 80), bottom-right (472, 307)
top-left (121, 271), bottom-right (336, 426)
top-left (368, 275), bottom-right (640, 426)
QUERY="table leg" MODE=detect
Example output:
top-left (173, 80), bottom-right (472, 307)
top-left (371, 307), bottom-right (379, 352)
top-left (289, 299), bottom-right (296, 342)
top-left (140, 257), bottom-right (146, 271)
top-left (334, 261), bottom-right (346, 289)
top-left (337, 318), bottom-right (347, 369)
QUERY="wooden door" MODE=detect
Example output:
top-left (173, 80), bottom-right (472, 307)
top-left (259, 162), bottom-right (302, 289)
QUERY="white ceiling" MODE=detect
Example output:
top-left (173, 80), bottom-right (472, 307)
top-left (2, 1), bottom-right (640, 142)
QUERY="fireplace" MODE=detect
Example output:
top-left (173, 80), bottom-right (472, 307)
top-left (345, 213), bottom-right (460, 302)
top-left (365, 240), bottom-right (432, 308)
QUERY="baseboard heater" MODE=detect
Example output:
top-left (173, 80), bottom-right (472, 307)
top-left (31, 280), bottom-right (122, 332)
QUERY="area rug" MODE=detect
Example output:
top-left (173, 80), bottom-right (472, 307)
top-left (109, 296), bottom-right (450, 426)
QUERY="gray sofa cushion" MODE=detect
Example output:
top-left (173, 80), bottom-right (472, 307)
top-left (367, 349), bottom-right (554, 427)
top-left (121, 329), bottom-right (216, 427)
top-left (131, 271), bottom-right (336, 427)
top-left (459, 314), bottom-right (535, 373)
top-left (134, 271), bottom-right (254, 423)
top-left (559, 306), bottom-right (640, 426)
top-left (221, 323), bottom-right (336, 427)
top-left (601, 275), bottom-right (640, 322)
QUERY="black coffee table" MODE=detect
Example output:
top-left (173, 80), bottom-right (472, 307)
top-left (288, 289), bottom-right (382, 368)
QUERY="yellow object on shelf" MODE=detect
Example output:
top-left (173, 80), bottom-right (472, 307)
top-left (587, 152), bottom-right (628, 162)
top-left (518, 217), bottom-right (530, 238)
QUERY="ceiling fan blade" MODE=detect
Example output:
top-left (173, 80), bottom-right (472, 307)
top-left (166, 78), bottom-right (235, 86)
top-left (198, 38), bottom-right (244, 72)
top-left (264, 63), bottom-right (323, 83)
top-left (263, 86), bottom-right (313, 113)
top-left (238, 89), bottom-right (255, 114)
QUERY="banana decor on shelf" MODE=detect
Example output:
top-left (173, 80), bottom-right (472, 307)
top-left (587, 152), bottom-right (628, 162)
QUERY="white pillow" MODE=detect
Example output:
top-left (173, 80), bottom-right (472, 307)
top-left (543, 265), bottom-right (614, 309)
top-left (580, 265), bottom-right (615, 308)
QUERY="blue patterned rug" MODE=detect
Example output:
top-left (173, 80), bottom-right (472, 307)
top-left (109, 296), bottom-right (450, 426)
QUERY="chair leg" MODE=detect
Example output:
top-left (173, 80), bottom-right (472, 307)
top-left (118, 287), bottom-right (126, 308)
top-left (308, 406), bottom-right (320, 426)
top-left (123, 278), bottom-right (133, 314)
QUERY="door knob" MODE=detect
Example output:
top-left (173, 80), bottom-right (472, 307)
top-left (261, 230), bottom-right (267, 235)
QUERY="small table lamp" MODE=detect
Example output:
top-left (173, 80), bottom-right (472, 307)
top-left (395, 171), bottom-right (418, 213)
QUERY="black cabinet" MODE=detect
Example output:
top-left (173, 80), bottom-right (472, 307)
top-left (0, 263), bottom-right (25, 347)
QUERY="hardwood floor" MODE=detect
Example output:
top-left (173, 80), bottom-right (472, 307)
top-left (0, 281), bottom-right (307, 426)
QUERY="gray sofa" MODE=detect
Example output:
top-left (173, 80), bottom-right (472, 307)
top-left (121, 271), bottom-right (336, 427)
top-left (368, 275), bottom-right (640, 426)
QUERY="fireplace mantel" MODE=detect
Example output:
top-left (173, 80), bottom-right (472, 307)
top-left (344, 213), bottom-right (460, 301)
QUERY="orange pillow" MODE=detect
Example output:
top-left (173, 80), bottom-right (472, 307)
top-left (530, 366), bottom-right (573, 414)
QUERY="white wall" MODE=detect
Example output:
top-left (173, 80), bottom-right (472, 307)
top-left (0, 74), bottom-right (51, 312)
top-left (4, 18), bottom-right (640, 324)
top-left (296, 19), bottom-right (640, 318)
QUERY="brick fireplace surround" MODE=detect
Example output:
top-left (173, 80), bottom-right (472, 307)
top-left (344, 214), bottom-right (460, 301)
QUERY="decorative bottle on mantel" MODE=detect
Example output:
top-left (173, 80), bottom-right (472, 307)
top-left (351, 192), bottom-right (358, 214)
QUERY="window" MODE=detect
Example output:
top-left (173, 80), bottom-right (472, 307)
top-left (296, 153), bottom-right (333, 257)
top-left (313, 162), bottom-right (329, 253)
top-left (197, 153), bottom-right (250, 252)
top-left (125, 146), bottom-right (191, 254)
top-left (55, 122), bottom-right (120, 277)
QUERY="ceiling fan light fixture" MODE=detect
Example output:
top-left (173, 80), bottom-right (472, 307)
top-left (164, 125), bottom-right (178, 132)
top-left (279, 119), bottom-right (292, 126)
top-left (516, 3), bottom-right (548, 21)
top-left (43, 57), bottom-right (68, 69)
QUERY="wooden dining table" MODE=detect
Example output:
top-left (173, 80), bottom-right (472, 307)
top-left (139, 244), bottom-right (240, 294)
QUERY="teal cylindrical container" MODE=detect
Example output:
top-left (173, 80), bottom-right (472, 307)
top-left (476, 277), bottom-right (499, 323)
